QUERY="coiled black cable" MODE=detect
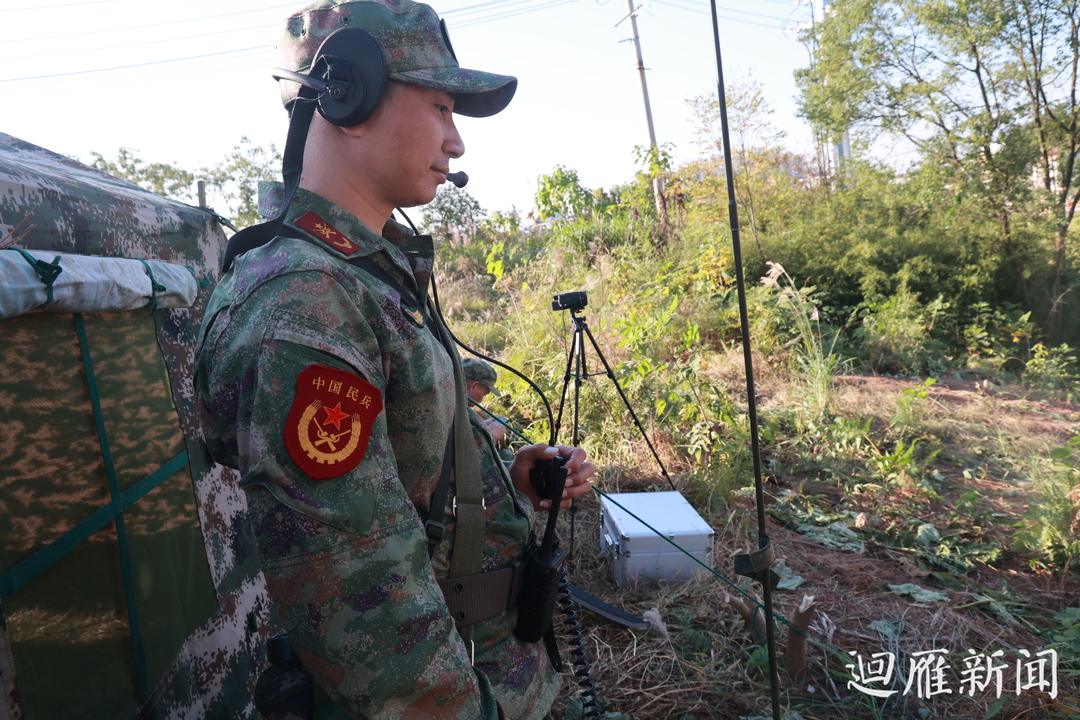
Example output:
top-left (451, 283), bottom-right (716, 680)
top-left (557, 572), bottom-right (601, 719)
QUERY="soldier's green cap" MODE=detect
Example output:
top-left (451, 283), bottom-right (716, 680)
top-left (462, 357), bottom-right (501, 396)
top-left (277, 0), bottom-right (517, 118)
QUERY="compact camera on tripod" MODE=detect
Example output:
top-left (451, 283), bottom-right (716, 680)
top-left (551, 291), bottom-right (588, 312)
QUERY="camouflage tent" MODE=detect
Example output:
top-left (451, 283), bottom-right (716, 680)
top-left (0, 133), bottom-right (270, 719)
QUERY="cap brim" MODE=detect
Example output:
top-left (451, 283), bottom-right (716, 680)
top-left (389, 67), bottom-right (517, 118)
top-left (484, 383), bottom-right (503, 397)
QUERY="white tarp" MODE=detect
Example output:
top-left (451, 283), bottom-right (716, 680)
top-left (0, 249), bottom-right (198, 319)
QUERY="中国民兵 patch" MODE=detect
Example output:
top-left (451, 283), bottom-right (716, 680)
top-left (284, 364), bottom-right (382, 480)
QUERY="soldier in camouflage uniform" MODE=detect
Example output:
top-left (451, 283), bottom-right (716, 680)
top-left (462, 357), bottom-right (509, 446)
top-left (195, 1), bottom-right (595, 719)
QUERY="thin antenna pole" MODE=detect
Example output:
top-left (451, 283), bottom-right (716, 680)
top-left (706, 4), bottom-right (782, 719)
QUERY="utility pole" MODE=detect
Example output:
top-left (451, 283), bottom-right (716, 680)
top-left (626, 0), bottom-right (657, 148)
top-left (621, 0), bottom-right (669, 234)
top-left (817, 0), bottom-right (850, 175)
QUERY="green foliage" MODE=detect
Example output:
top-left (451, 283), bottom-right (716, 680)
top-left (962, 301), bottom-right (1034, 366)
top-left (89, 137), bottom-right (281, 227)
top-left (534, 165), bottom-right (594, 221)
top-left (759, 262), bottom-right (847, 425)
top-left (421, 183), bottom-right (485, 246)
top-left (200, 137), bottom-right (282, 228)
top-left (631, 143), bottom-right (674, 178)
top-left (1047, 606), bottom-right (1080, 679)
top-left (90, 147), bottom-right (196, 202)
top-left (891, 378), bottom-right (936, 436)
top-left (854, 287), bottom-right (950, 376)
top-left (795, 0), bottom-right (1080, 343)
top-left (1023, 343), bottom-right (1079, 395)
top-left (1016, 436), bottom-right (1080, 578)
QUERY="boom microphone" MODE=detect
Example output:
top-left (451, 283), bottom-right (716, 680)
top-left (446, 171), bottom-right (468, 188)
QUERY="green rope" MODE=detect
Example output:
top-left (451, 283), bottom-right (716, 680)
top-left (593, 488), bottom-right (805, 640)
top-left (73, 314), bottom-right (151, 701)
top-left (467, 398), bottom-right (534, 445)
top-left (138, 259), bottom-right (167, 315)
top-left (0, 451), bottom-right (188, 601)
top-left (475, 410), bottom-right (803, 639)
top-left (10, 248), bottom-right (63, 306)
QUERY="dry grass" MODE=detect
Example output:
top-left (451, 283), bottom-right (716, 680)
top-left (545, 366), bottom-right (1080, 720)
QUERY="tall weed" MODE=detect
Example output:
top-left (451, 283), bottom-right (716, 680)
top-left (1016, 436), bottom-right (1080, 587)
top-left (760, 262), bottom-right (847, 426)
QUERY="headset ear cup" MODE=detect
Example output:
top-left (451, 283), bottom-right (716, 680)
top-left (310, 28), bottom-right (386, 127)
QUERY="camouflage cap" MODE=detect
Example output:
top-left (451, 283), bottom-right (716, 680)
top-left (277, 0), bottom-right (517, 118)
top-left (462, 357), bottom-right (501, 396)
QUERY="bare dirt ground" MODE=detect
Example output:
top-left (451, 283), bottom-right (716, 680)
top-left (553, 375), bottom-right (1080, 720)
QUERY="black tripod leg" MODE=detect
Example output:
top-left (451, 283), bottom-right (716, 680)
top-left (553, 326), bottom-right (580, 445)
top-left (573, 320), bottom-right (585, 448)
top-left (580, 320), bottom-right (675, 490)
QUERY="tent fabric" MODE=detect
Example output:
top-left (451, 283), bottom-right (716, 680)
top-left (0, 132), bottom-right (270, 719)
top-left (0, 311), bottom-right (218, 718)
top-left (0, 250), bottom-right (198, 319)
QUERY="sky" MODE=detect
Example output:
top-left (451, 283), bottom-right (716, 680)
top-left (1, 0), bottom-right (823, 219)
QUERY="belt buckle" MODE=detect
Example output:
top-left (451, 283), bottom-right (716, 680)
top-left (451, 496), bottom-right (486, 515)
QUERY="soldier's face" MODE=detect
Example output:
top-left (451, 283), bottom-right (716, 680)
top-left (353, 82), bottom-right (464, 209)
top-left (467, 381), bottom-right (490, 404)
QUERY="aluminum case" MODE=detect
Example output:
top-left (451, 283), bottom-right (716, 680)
top-left (599, 491), bottom-right (715, 587)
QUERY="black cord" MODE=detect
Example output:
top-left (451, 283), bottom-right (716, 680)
top-left (397, 207), bottom-right (601, 716)
top-left (557, 572), bottom-right (601, 719)
top-left (396, 205), bottom-right (558, 447)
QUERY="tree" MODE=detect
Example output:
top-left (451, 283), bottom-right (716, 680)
top-left (534, 165), bottom-right (594, 221)
top-left (421, 183), bottom-right (485, 245)
top-left (89, 138), bottom-right (281, 228)
top-left (201, 137), bottom-right (282, 228)
top-left (797, 0), bottom-right (1080, 342)
top-left (90, 148), bottom-right (196, 202)
top-left (688, 81), bottom-right (811, 264)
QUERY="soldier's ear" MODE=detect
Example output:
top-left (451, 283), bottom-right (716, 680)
top-left (339, 122), bottom-right (365, 139)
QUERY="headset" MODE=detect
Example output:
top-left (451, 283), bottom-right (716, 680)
top-left (220, 26), bottom-right (470, 273)
top-left (272, 28), bottom-right (387, 129)
top-left (220, 28), bottom-right (387, 273)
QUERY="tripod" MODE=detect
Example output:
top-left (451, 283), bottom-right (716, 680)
top-left (553, 307), bottom-right (673, 490)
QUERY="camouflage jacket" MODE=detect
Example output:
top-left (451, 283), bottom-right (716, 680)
top-left (195, 188), bottom-right (558, 719)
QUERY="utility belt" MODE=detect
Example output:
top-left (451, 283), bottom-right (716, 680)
top-left (437, 560), bottom-right (527, 628)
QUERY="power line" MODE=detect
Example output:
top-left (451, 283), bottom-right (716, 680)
top-left (443, 0), bottom-right (551, 18)
top-left (651, 0), bottom-right (786, 28)
top-left (0, 46), bottom-right (270, 83)
top-left (0, 0), bottom-right (569, 83)
top-left (2, 58), bottom-right (274, 103)
top-left (7, 2), bottom-right (296, 43)
top-left (0, 0), bottom-right (120, 10)
top-left (0, 23), bottom-right (276, 63)
top-left (453, 0), bottom-right (579, 27)
top-left (678, 0), bottom-right (789, 22)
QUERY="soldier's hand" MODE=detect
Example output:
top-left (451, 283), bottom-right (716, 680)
top-left (510, 444), bottom-right (595, 512)
top-left (483, 417), bottom-right (508, 444)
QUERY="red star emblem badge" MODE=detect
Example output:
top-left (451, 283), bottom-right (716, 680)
top-left (322, 402), bottom-right (349, 430)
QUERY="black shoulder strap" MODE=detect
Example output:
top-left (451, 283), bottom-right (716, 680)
top-left (220, 99), bottom-right (317, 274)
top-left (347, 254), bottom-right (443, 342)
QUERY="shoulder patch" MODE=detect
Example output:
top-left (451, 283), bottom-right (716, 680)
top-left (295, 211), bottom-right (361, 255)
top-left (284, 364), bottom-right (383, 480)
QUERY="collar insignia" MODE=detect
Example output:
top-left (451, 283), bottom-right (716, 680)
top-left (295, 211), bottom-right (361, 255)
